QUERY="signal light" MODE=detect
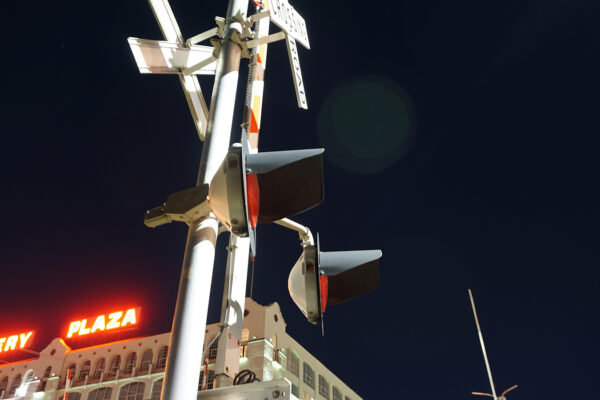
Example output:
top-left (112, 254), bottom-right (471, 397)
top-left (208, 135), bottom-right (324, 256)
top-left (288, 235), bottom-right (382, 325)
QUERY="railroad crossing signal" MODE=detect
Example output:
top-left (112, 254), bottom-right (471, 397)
top-left (129, 0), bottom-right (383, 397)
top-left (208, 135), bottom-right (324, 257)
top-left (288, 235), bottom-right (382, 325)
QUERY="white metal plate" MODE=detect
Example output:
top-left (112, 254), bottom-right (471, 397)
top-left (128, 38), bottom-right (216, 75)
top-left (285, 36), bottom-right (308, 109)
top-left (268, 0), bottom-right (310, 49)
top-left (197, 379), bottom-right (292, 400)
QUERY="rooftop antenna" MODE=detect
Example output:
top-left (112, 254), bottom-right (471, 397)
top-left (468, 289), bottom-right (518, 400)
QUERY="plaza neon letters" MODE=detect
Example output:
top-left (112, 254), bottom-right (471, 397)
top-left (0, 331), bottom-right (33, 353)
top-left (67, 308), bottom-right (138, 338)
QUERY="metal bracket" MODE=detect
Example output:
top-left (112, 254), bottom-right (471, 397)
top-left (144, 184), bottom-right (210, 227)
top-left (187, 17), bottom-right (226, 46)
top-left (246, 31), bottom-right (286, 48)
top-left (249, 10), bottom-right (270, 24)
top-left (274, 218), bottom-right (314, 247)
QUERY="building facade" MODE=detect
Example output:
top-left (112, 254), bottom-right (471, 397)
top-left (0, 299), bottom-right (360, 400)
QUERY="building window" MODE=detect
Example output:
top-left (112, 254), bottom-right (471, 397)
top-left (332, 386), bottom-right (342, 400)
top-left (8, 374), bottom-right (22, 396)
top-left (239, 344), bottom-right (248, 358)
top-left (94, 358), bottom-right (106, 379)
top-left (287, 351), bottom-right (299, 377)
top-left (108, 355), bottom-right (121, 376)
top-left (208, 339), bottom-right (218, 361)
top-left (241, 328), bottom-right (249, 343)
top-left (66, 392), bottom-right (82, 400)
top-left (0, 376), bottom-right (9, 396)
top-left (291, 384), bottom-right (299, 397)
top-left (88, 387), bottom-right (112, 400)
top-left (318, 375), bottom-right (330, 399)
top-left (39, 366), bottom-right (52, 391)
top-left (302, 362), bottom-right (314, 389)
top-left (79, 361), bottom-right (91, 381)
top-left (140, 349), bottom-right (153, 373)
top-left (207, 370), bottom-right (215, 389)
top-left (150, 379), bottom-right (163, 400)
top-left (271, 333), bottom-right (277, 348)
top-left (118, 382), bottom-right (145, 400)
top-left (124, 352), bottom-right (138, 374)
top-left (156, 346), bottom-right (168, 369)
top-left (67, 364), bottom-right (77, 382)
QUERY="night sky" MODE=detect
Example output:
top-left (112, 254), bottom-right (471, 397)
top-left (3, 0), bottom-right (600, 398)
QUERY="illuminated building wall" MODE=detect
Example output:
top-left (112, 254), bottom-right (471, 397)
top-left (0, 299), bottom-right (360, 400)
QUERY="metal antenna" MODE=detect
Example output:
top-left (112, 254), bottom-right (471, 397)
top-left (468, 289), bottom-right (498, 400)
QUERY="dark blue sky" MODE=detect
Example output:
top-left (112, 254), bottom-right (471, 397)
top-left (2, 0), bottom-right (600, 398)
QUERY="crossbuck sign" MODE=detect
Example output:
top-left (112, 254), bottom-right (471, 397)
top-left (268, 0), bottom-right (310, 49)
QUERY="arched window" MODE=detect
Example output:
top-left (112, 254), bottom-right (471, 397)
top-left (39, 366), bottom-right (52, 391)
top-left (302, 362), bottom-right (314, 389)
top-left (79, 361), bottom-right (91, 381)
top-left (66, 392), bottom-right (82, 400)
top-left (124, 352), bottom-right (137, 374)
top-left (156, 346), bottom-right (168, 369)
top-left (88, 387), bottom-right (112, 400)
top-left (66, 364), bottom-right (77, 382)
top-left (8, 374), bottom-right (22, 396)
top-left (318, 375), bottom-right (330, 399)
top-left (94, 358), bottom-right (106, 379)
top-left (0, 376), bottom-right (9, 396)
top-left (206, 370), bottom-right (215, 390)
top-left (108, 355), bottom-right (121, 376)
top-left (287, 350), bottom-right (299, 377)
top-left (208, 340), bottom-right (218, 361)
top-left (139, 349), bottom-right (153, 373)
top-left (118, 382), bottom-right (145, 400)
top-left (150, 379), bottom-right (163, 400)
top-left (333, 386), bottom-right (342, 400)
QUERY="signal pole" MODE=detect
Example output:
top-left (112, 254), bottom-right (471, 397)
top-left (128, 1), bottom-right (380, 399)
top-left (214, 2), bottom-right (271, 386)
top-left (161, 1), bottom-right (248, 399)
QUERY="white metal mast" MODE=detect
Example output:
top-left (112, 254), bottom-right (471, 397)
top-left (469, 289), bottom-right (499, 400)
top-left (155, 0), bottom-right (248, 398)
top-left (213, 0), bottom-right (271, 388)
top-left (129, 0), bottom-right (317, 398)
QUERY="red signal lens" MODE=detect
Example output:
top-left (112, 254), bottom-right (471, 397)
top-left (320, 275), bottom-right (329, 313)
top-left (246, 174), bottom-right (260, 229)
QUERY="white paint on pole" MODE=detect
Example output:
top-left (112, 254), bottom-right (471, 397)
top-left (128, 38), bottom-right (217, 75)
top-left (162, 217), bottom-right (220, 400)
top-left (267, 0), bottom-right (310, 49)
top-left (142, 0), bottom-right (249, 399)
top-left (285, 36), bottom-right (308, 109)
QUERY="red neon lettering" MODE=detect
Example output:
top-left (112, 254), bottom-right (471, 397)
top-left (4, 335), bottom-right (18, 352)
top-left (107, 312), bottom-right (122, 330)
top-left (121, 308), bottom-right (136, 327)
top-left (66, 308), bottom-right (139, 338)
top-left (19, 332), bottom-right (33, 348)
top-left (91, 315), bottom-right (106, 333)
top-left (67, 321), bottom-right (81, 338)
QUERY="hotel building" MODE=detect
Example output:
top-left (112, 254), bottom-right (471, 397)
top-left (0, 299), bottom-right (360, 400)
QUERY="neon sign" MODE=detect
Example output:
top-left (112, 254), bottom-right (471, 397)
top-left (0, 331), bottom-right (33, 353)
top-left (67, 308), bottom-right (139, 338)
